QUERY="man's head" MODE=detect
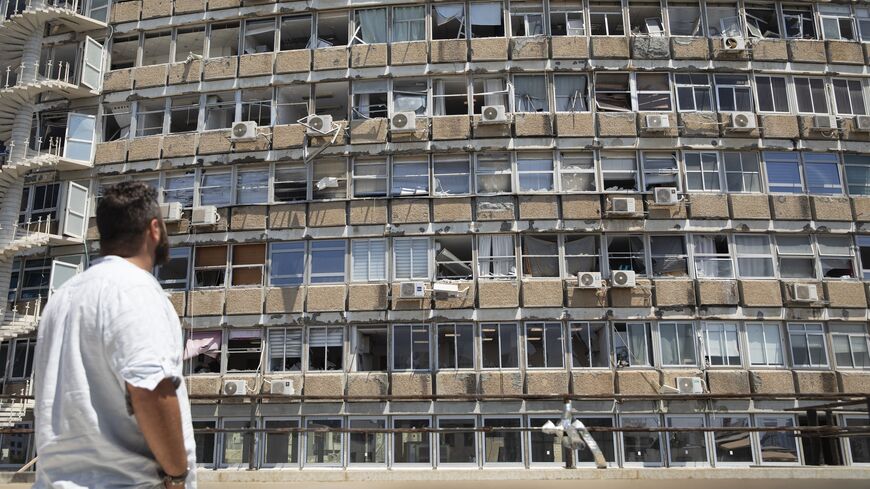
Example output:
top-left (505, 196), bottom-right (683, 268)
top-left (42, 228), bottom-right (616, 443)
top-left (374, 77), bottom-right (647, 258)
top-left (96, 182), bottom-right (169, 268)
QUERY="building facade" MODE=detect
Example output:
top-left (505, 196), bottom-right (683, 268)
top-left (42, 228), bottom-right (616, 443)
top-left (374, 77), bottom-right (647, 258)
top-left (1, 0), bottom-right (870, 475)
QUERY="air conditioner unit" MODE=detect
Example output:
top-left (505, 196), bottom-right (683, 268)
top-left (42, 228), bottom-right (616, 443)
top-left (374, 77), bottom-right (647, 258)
top-left (792, 283), bottom-right (819, 302)
top-left (610, 197), bottom-right (636, 214)
top-left (222, 380), bottom-right (247, 397)
top-left (190, 205), bottom-right (219, 226)
top-left (645, 114), bottom-right (670, 130)
top-left (306, 114), bottom-right (333, 135)
top-left (480, 105), bottom-right (508, 124)
top-left (855, 115), bottom-right (870, 131)
top-left (230, 121), bottom-right (258, 141)
top-left (159, 202), bottom-right (182, 222)
top-left (576, 271), bottom-right (602, 289)
top-left (390, 111), bottom-right (417, 132)
top-left (399, 281), bottom-right (426, 299)
top-left (731, 112), bottom-right (757, 130)
top-left (611, 270), bottom-right (636, 288)
top-left (270, 380), bottom-right (295, 396)
top-left (654, 187), bottom-right (679, 205)
top-left (721, 36), bottom-right (746, 51)
top-left (812, 115), bottom-right (837, 130)
top-left (676, 377), bottom-right (704, 394)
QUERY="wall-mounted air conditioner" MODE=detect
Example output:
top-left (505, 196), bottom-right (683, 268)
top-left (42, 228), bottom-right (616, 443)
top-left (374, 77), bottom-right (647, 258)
top-left (270, 380), bottom-right (295, 395)
top-left (676, 377), bottom-right (704, 394)
top-left (159, 202), bottom-right (182, 222)
top-left (855, 115), bottom-right (870, 131)
top-left (480, 105), bottom-right (508, 124)
top-left (812, 115), bottom-right (837, 130)
top-left (230, 121), bottom-right (258, 141)
top-left (222, 380), bottom-right (247, 396)
top-left (645, 114), bottom-right (670, 130)
top-left (191, 205), bottom-right (219, 226)
top-left (730, 112), bottom-right (756, 130)
top-left (399, 281), bottom-right (426, 298)
top-left (610, 197), bottom-right (636, 214)
top-left (390, 111), bottom-right (417, 132)
top-left (306, 114), bottom-right (333, 135)
top-left (792, 283), bottom-right (819, 302)
top-left (721, 36), bottom-right (746, 51)
top-left (611, 270), bottom-right (636, 288)
top-left (576, 272), bottom-right (602, 289)
top-left (654, 187), bottom-right (679, 205)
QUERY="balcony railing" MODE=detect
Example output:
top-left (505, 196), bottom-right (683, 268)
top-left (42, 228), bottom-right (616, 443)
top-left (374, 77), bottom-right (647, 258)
top-left (3, 60), bottom-right (73, 89)
top-left (3, 0), bottom-right (84, 19)
top-left (0, 296), bottom-right (41, 327)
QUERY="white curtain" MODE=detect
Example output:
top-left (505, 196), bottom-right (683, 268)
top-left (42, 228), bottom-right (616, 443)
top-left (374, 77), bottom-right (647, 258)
top-left (434, 79), bottom-right (446, 115)
top-left (555, 76), bottom-right (587, 112)
top-left (393, 6), bottom-right (425, 41)
top-left (479, 235), bottom-right (515, 277)
top-left (358, 9), bottom-right (387, 44)
top-left (435, 5), bottom-right (465, 25)
top-left (693, 236), bottom-right (718, 278)
top-left (628, 324), bottom-right (648, 366)
top-left (394, 91), bottom-right (426, 113)
top-left (484, 78), bottom-right (504, 107)
top-left (513, 76), bottom-right (547, 112)
top-left (660, 325), bottom-right (677, 365)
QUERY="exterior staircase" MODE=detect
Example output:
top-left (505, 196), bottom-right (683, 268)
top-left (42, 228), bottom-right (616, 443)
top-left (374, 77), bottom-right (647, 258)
top-left (0, 0), bottom-right (106, 65)
top-left (0, 380), bottom-right (34, 428)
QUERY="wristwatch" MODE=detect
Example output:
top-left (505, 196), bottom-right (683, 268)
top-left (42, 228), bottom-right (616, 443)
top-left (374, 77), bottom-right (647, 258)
top-left (158, 468), bottom-right (189, 486)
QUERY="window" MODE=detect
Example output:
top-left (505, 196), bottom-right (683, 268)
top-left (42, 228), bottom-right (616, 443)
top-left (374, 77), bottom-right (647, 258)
top-left (607, 235), bottom-right (646, 275)
top-left (353, 326), bottom-right (388, 371)
top-left (244, 18), bottom-right (276, 54)
top-left (559, 152), bottom-right (596, 192)
top-left (613, 322), bottom-right (652, 367)
top-left (433, 77), bottom-right (468, 116)
top-left (831, 325), bottom-right (870, 369)
top-left (517, 153), bottom-right (555, 191)
top-left (134, 99), bottom-right (165, 137)
top-left (483, 417), bottom-right (523, 464)
top-left (845, 155), bottom-right (870, 196)
top-left (675, 74), bottom-right (712, 112)
top-left (276, 85), bottom-right (310, 124)
top-left (636, 73), bottom-right (672, 111)
top-left (20, 183), bottom-right (59, 224)
top-left (236, 169), bottom-right (268, 205)
top-left (621, 416), bottom-right (663, 466)
top-left (842, 416), bottom-right (870, 464)
top-left (175, 26), bottom-right (205, 63)
top-left (352, 80), bottom-right (388, 119)
top-left (469, 2), bottom-right (504, 38)
top-left (268, 328), bottom-right (303, 372)
top-left (352, 158), bottom-right (387, 198)
top-left (710, 415), bottom-right (753, 464)
top-left (529, 415), bottom-right (567, 464)
top-left (734, 235), bottom-right (774, 278)
top-left (526, 322), bottom-right (563, 368)
top-left (0, 421), bottom-right (31, 466)
top-left (240, 88), bottom-right (272, 126)
top-left (475, 153), bottom-right (512, 193)
top-left (521, 235), bottom-right (559, 277)
top-left (755, 76), bottom-right (789, 113)
top-left (781, 6), bottom-right (815, 39)
top-left (279, 15), bottom-right (312, 50)
top-left (478, 235), bottom-right (516, 278)
top-left (859, 236), bottom-right (870, 280)
top-left (270, 242), bottom-right (305, 286)
top-left (226, 330), bottom-right (261, 372)
top-left (684, 152), bottom-right (721, 191)
top-left (564, 234), bottom-right (600, 275)
top-left (230, 244), bottom-right (265, 287)
top-left (6, 260), bottom-right (19, 303)
top-left (194, 246), bottom-right (227, 288)
top-left (393, 418), bottom-right (431, 464)
top-left (601, 152), bottom-right (638, 191)
top-left (273, 162), bottom-right (307, 202)
top-left (472, 77), bottom-right (508, 114)
top-left (393, 324), bottom-right (429, 371)
top-left (220, 419), bottom-right (253, 467)
top-left (576, 417), bottom-right (617, 465)
top-left (392, 157), bottom-right (429, 196)
top-left (628, 1), bottom-right (664, 35)
top-left (313, 81), bottom-right (349, 120)
top-left (305, 418), bottom-right (342, 465)
top-left (204, 92), bottom-right (235, 130)
top-left (437, 323), bottom-right (474, 369)
top-left (744, 4), bottom-right (779, 38)
top-left (715, 75), bottom-right (752, 112)
top-left (649, 236), bottom-right (688, 277)
top-left (513, 75), bottom-right (548, 112)
top-left (659, 322), bottom-right (697, 366)
top-left (168, 96), bottom-right (199, 133)
top-left (804, 153), bottom-right (843, 195)
top-left (570, 322), bottom-right (608, 368)
top-left (193, 420), bottom-right (216, 467)
top-left (706, 3), bottom-right (741, 37)
top-left (188, 331), bottom-right (221, 374)
top-left (394, 237), bottom-right (429, 280)
top-left (667, 416), bottom-right (707, 466)
top-left (354, 8), bottom-right (387, 44)
top-left (351, 239), bottom-right (387, 282)
top-left (110, 35), bottom-right (138, 69)
top-left (832, 79), bottom-right (867, 116)
top-left (199, 169), bottom-right (232, 207)
top-left (102, 103), bottom-right (131, 141)
top-left (262, 418), bottom-right (299, 466)
top-left (692, 235), bottom-right (733, 278)
top-left (393, 6), bottom-right (426, 42)
top-left (724, 152), bottom-right (762, 192)
top-left (308, 326), bottom-right (342, 371)
top-left (549, 0), bottom-right (584, 36)
top-left (595, 73), bottom-right (630, 112)
top-left (433, 155), bottom-right (471, 195)
top-left (156, 247), bottom-right (190, 290)
top-left (209, 22), bottom-right (240, 57)
top-left (435, 236), bottom-right (474, 280)
top-left (9, 339), bottom-right (34, 379)
top-left (438, 417), bottom-right (477, 465)
top-left (510, 1), bottom-right (544, 37)
top-left (757, 416), bottom-right (799, 463)
top-left (314, 159), bottom-right (347, 200)
top-left (704, 322), bottom-right (741, 366)
top-left (481, 323), bottom-right (519, 368)
top-left (141, 30), bottom-right (171, 65)
top-left (747, 323), bottom-right (784, 367)
top-left (393, 78), bottom-right (428, 116)
top-left (820, 5), bottom-right (855, 41)
top-left (642, 152), bottom-right (678, 191)
top-left (316, 12), bottom-right (349, 46)
top-left (788, 323), bottom-right (828, 367)
top-left (589, 3), bottom-right (624, 35)
top-left (817, 235), bottom-right (855, 278)
top-left (794, 78), bottom-right (829, 114)
top-left (775, 235), bottom-right (816, 279)
top-left (668, 2), bottom-right (702, 36)
top-left (348, 418), bottom-right (386, 465)
top-left (310, 240), bottom-right (346, 283)
top-left (554, 74), bottom-right (589, 112)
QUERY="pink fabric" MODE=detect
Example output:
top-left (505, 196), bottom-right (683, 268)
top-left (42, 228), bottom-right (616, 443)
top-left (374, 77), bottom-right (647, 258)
top-left (183, 331), bottom-right (221, 360)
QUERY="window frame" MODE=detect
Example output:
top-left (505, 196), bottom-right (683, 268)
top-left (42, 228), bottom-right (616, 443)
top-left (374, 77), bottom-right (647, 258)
top-left (524, 321), bottom-right (565, 369)
top-left (787, 322), bottom-right (829, 368)
top-left (746, 322), bottom-right (786, 368)
top-left (703, 322), bottom-right (742, 367)
top-left (569, 321), bottom-right (610, 368)
top-left (480, 322), bottom-right (520, 370)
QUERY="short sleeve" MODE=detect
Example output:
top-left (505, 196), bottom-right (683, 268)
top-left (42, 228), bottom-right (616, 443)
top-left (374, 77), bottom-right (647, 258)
top-left (103, 284), bottom-right (180, 391)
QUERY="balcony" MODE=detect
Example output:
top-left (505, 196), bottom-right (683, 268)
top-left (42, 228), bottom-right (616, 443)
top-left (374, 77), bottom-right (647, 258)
top-left (0, 0), bottom-right (107, 65)
top-left (0, 182), bottom-right (90, 257)
top-left (0, 299), bottom-right (40, 343)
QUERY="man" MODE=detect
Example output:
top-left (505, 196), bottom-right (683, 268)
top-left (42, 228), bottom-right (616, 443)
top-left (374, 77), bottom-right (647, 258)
top-left (33, 182), bottom-right (196, 488)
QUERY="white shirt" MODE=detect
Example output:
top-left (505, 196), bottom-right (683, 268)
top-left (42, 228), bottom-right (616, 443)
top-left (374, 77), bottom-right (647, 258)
top-left (33, 256), bottom-right (196, 489)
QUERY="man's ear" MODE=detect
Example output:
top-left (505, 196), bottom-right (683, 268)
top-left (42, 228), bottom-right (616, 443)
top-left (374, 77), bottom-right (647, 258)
top-left (149, 218), bottom-right (162, 241)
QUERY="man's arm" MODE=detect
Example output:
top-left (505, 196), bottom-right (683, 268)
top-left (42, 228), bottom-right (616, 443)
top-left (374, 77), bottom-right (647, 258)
top-left (127, 378), bottom-right (188, 487)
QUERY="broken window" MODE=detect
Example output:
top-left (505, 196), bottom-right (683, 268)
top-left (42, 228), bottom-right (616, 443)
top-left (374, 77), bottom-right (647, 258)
top-left (208, 22), bottom-right (240, 57)
top-left (352, 80), bottom-right (388, 119)
top-left (692, 234), bottom-right (733, 278)
top-left (433, 77), bottom-right (468, 116)
top-left (832, 79), bottom-right (867, 116)
top-left (613, 322), bottom-right (652, 367)
top-left (559, 152), bottom-right (596, 192)
top-left (570, 322), bottom-right (608, 368)
top-left (659, 322), bottom-right (697, 366)
top-left (354, 326), bottom-right (388, 371)
top-left (517, 153), bottom-right (554, 192)
top-left (393, 325), bottom-right (430, 371)
top-left (845, 154), bottom-right (870, 196)
top-left (636, 73), bottom-right (672, 111)
top-left (628, 1), bottom-right (664, 36)
top-left (394, 237), bottom-right (430, 280)
top-left (220, 419), bottom-right (254, 466)
top-left (510, 1), bottom-right (544, 37)
top-left (435, 236), bottom-right (473, 280)
top-left (554, 74), bottom-right (588, 112)
top-left (16, 258), bottom-right (50, 301)
top-left (134, 99), bottom-right (165, 137)
top-left (348, 418), bottom-right (386, 464)
top-left (163, 170), bottom-right (195, 207)
top-left (175, 27), bottom-right (205, 63)
top-left (194, 246), bottom-right (227, 288)
top-left (478, 235), bottom-right (516, 278)
top-left (393, 418), bottom-right (431, 464)
top-left (313, 81), bottom-right (348, 121)
top-left (781, 5), bottom-right (815, 39)
top-left (818, 235), bottom-right (855, 278)
top-left (392, 157), bottom-right (429, 196)
top-left (649, 235), bottom-right (688, 277)
top-left (236, 168), bottom-right (268, 205)
top-left (433, 155), bottom-right (471, 195)
top-left (352, 157), bottom-right (387, 197)
top-left (351, 239), bottom-right (387, 282)
top-left (439, 418), bottom-right (477, 464)
top-left (714, 75), bottom-right (752, 112)
top-left (858, 7), bottom-right (870, 42)
top-left (312, 158), bottom-right (347, 200)
top-left (667, 416), bottom-right (707, 465)
top-left (263, 418), bottom-right (299, 466)
top-left (600, 151), bottom-right (638, 191)
top-left (684, 151), bottom-right (721, 191)
top-left (831, 324), bottom-right (870, 369)
top-left (169, 96), bottom-right (199, 133)
top-left (724, 151), bottom-right (761, 193)
top-left (706, 3), bottom-right (741, 37)
top-left (481, 323), bottom-right (518, 368)
top-left (775, 235), bottom-right (816, 279)
top-left (513, 75), bottom-right (548, 113)
top-left (704, 322), bottom-right (741, 366)
top-left (199, 169), bottom-right (232, 206)
top-left (564, 234), bottom-right (600, 275)
top-left (393, 78), bottom-right (428, 116)
top-left (226, 330), bottom-right (262, 372)
top-left (188, 331), bottom-right (221, 374)
top-left (483, 417), bottom-right (522, 464)
top-left (156, 247), bottom-right (190, 290)
top-left (244, 18), bottom-right (276, 54)
top-left (308, 326), bottom-right (343, 371)
top-left (641, 152), bottom-right (678, 191)
top-left (472, 77), bottom-right (508, 114)
top-left (734, 235), bottom-right (774, 278)
top-left (280, 15), bottom-right (313, 50)
top-left (747, 322), bottom-right (784, 366)
top-left (521, 235), bottom-right (559, 277)
top-left (475, 152), bottom-right (512, 193)
top-left (204, 92), bottom-right (236, 130)
top-left (393, 6), bottom-right (426, 42)
top-left (470, 2), bottom-right (504, 38)
top-left (437, 323), bottom-right (474, 369)
top-left (433, 4), bottom-right (466, 39)
top-left (745, 3), bottom-right (779, 38)
top-left (276, 85), bottom-right (310, 125)
top-left (595, 73), bottom-right (630, 112)
top-left (526, 322), bottom-right (564, 368)
top-left (309, 240), bottom-right (346, 283)
top-left (102, 103), bottom-right (131, 141)
top-left (755, 76), bottom-right (789, 113)
top-left (231, 243), bottom-right (265, 286)
top-left (549, 0), bottom-right (584, 36)
top-left (269, 242), bottom-right (305, 286)
top-left (306, 418), bottom-right (342, 465)
top-left (274, 162), bottom-right (308, 202)
top-left (241, 88), bottom-right (272, 126)
top-left (820, 5), bottom-right (855, 41)
top-left (607, 235), bottom-right (646, 276)
top-left (354, 8), bottom-right (387, 44)
top-left (141, 30), bottom-right (171, 65)
top-left (788, 323), bottom-right (828, 368)
top-left (668, 2), bottom-right (702, 36)
top-left (674, 74), bottom-right (711, 112)
top-left (589, 2), bottom-right (624, 36)
top-left (316, 12), bottom-right (349, 47)
top-left (110, 35), bottom-right (137, 69)
top-left (794, 78), bottom-right (828, 114)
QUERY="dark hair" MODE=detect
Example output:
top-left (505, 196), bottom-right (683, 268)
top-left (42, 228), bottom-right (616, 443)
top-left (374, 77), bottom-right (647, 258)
top-left (96, 181), bottom-right (162, 256)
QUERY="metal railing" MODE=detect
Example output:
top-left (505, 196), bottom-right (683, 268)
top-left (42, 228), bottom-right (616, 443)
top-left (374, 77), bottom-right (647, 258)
top-left (0, 216), bottom-right (55, 244)
top-left (2, 59), bottom-right (73, 89)
top-left (0, 295), bottom-right (42, 325)
top-left (2, 0), bottom-right (82, 19)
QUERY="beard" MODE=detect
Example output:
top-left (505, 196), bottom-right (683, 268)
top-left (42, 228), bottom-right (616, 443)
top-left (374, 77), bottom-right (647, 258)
top-left (153, 222), bottom-right (170, 266)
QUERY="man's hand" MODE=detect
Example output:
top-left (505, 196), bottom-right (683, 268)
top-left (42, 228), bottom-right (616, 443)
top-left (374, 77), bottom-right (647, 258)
top-left (127, 378), bottom-right (188, 486)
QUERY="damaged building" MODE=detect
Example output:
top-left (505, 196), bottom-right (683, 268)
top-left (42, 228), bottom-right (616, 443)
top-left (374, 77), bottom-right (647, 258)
top-left (2, 0), bottom-right (870, 480)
